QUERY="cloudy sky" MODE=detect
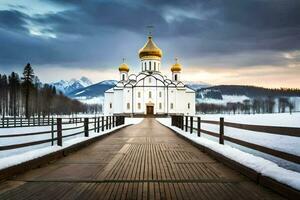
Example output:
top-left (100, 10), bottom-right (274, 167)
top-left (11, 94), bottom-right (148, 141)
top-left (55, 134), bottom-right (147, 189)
top-left (0, 0), bottom-right (299, 88)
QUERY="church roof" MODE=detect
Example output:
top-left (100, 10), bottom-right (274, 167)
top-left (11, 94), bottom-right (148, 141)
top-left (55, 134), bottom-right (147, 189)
top-left (138, 36), bottom-right (162, 60)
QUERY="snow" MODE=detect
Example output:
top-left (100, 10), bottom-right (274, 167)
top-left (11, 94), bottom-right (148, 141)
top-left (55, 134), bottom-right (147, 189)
top-left (156, 117), bottom-right (300, 191)
top-left (0, 117), bottom-right (143, 170)
top-left (198, 95), bottom-right (250, 105)
top-left (192, 113), bottom-right (300, 172)
top-left (75, 96), bottom-right (104, 105)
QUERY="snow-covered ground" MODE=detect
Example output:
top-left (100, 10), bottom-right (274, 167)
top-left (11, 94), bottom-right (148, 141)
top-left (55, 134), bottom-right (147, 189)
top-left (74, 96), bottom-right (104, 105)
top-left (156, 117), bottom-right (300, 191)
top-left (192, 113), bottom-right (300, 172)
top-left (198, 95), bottom-right (250, 105)
top-left (0, 118), bottom-right (143, 170)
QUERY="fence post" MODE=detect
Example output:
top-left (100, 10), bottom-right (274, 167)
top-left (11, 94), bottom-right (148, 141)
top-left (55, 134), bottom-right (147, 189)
top-left (185, 116), bottom-right (188, 132)
top-left (197, 117), bottom-right (201, 137)
top-left (97, 117), bottom-right (100, 133)
top-left (102, 116), bottom-right (104, 131)
top-left (57, 118), bottom-right (62, 146)
top-left (51, 117), bottom-right (54, 146)
top-left (106, 116), bottom-right (109, 130)
top-left (84, 118), bottom-right (89, 137)
top-left (94, 117), bottom-right (96, 132)
top-left (190, 116), bottom-right (193, 134)
top-left (219, 117), bottom-right (224, 145)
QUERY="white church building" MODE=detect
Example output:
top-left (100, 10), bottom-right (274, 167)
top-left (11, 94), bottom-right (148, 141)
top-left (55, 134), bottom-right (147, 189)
top-left (104, 34), bottom-right (195, 116)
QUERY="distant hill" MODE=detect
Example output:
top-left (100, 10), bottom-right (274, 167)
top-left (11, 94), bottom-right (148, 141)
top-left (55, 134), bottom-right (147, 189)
top-left (197, 85), bottom-right (300, 98)
top-left (68, 80), bottom-right (117, 99)
top-left (184, 81), bottom-right (210, 91)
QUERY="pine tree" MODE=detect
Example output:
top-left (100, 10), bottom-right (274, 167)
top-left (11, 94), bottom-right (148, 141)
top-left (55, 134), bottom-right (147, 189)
top-left (22, 63), bottom-right (35, 118)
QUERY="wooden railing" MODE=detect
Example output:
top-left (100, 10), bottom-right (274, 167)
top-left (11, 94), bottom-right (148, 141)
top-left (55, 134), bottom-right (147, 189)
top-left (171, 115), bottom-right (300, 165)
top-left (0, 116), bottom-right (90, 128)
top-left (0, 116), bottom-right (125, 151)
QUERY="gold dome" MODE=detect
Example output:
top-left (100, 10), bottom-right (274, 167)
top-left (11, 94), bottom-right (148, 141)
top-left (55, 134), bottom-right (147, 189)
top-left (119, 62), bottom-right (129, 72)
top-left (171, 58), bottom-right (182, 72)
top-left (138, 36), bottom-right (162, 60)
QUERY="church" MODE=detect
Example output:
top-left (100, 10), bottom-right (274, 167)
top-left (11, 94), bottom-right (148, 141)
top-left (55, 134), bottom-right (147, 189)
top-left (104, 34), bottom-right (195, 116)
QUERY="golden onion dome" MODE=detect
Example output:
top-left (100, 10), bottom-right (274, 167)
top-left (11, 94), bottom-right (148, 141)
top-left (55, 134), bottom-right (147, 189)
top-left (138, 36), bottom-right (162, 60)
top-left (119, 62), bottom-right (129, 72)
top-left (171, 58), bottom-right (182, 72)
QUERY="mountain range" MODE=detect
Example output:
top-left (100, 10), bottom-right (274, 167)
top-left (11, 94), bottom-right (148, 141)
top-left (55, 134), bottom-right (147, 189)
top-left (51, 77), bottom-right (93, 94)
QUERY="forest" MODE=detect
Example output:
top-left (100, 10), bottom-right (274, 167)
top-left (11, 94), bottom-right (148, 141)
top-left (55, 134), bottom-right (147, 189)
top-left (196, 97), bottom-right (295, 114)
top-left (0, 63), bottom-right (100, 118)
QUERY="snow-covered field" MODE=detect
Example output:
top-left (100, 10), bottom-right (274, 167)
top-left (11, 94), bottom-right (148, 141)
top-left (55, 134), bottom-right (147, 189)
top-left (0, 118), bottom-right (143, 170)
top-left (192, 113), bottom-right (300, 172)
top-left (156, 117), bottom-right (300, 191)
top-left (198, 95), bottom-right (250, 105)
top-left (74, 96), bottom-right (104, 105)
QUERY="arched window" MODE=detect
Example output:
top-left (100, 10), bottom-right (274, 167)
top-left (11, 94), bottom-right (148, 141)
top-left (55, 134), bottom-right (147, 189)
top-left (122, 74), bottom-right (125, 81)
top-left (127, 103), bottom-right (130, 110)
top-left (138, 92), bottom-right (141, 98)
top-left (138, 103), bottom-right (141, 109)
top-left (149, 91), bottom-right (152, 98)
top-left (109, 103), bottom-right (112, 109)
top-left (188, 103), bottom-right (190, 109)
top-left (154, 62), bottom-right (156, 71)
top-left (174, 74), bottom-right (178, 81)
top-left (159, 103), bottom-right (162, 109)
top-left (144, 62), bottom-right (146, 70)
top-left (149, 61), bottom-right (151, 70)
top-left (170, 103), bottom-right (174, 109)
top-left (159, 91), bottom-right (162, 97)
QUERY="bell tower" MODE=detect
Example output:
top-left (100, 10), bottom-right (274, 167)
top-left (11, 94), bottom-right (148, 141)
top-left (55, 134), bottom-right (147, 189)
top-left (138, 29), bottom-right (163, 72)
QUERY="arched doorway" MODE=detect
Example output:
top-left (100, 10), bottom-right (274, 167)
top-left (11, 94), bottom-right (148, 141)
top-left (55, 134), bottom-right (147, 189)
top-left (146, 102), bottom-right (154, 115)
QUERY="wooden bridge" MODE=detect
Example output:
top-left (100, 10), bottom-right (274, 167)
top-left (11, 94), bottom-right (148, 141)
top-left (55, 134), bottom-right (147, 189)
top-left (0, 118), bottom-right (287, 199)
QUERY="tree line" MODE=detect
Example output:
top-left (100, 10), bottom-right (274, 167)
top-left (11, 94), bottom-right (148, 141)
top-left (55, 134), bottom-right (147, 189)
top-left (0, 63), bottom-right (100, 118)
top-left (196, 97), bottom-right (296, 114)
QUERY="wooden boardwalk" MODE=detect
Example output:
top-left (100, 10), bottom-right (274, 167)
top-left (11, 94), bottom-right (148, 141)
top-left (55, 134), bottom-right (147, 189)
top-left (0, 118), bottom-right (284, 199)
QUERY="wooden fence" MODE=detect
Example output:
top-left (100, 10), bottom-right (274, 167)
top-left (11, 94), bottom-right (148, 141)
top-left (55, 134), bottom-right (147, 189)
top-left (0, 116), bottom-right (125, 151)
top-left (171, 115), bottom-right (300, 165)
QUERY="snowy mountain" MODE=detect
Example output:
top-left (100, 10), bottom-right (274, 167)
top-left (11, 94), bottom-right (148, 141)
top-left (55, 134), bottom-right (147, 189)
top-left (184, 81), bottom-right (210, 91)
top-left (51, 77), bottom-right (93, 94)
top-left (68, 80), bottom-right (117, 104)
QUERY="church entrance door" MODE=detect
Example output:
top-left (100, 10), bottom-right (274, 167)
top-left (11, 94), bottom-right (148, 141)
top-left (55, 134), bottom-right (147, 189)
top-left (146, 105), bottom-right (154, 115)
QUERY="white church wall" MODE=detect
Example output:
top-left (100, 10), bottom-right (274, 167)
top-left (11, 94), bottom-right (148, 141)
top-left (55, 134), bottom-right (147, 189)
top-left (113, 89), bottom-right (123, 114)
top-left (104, 92), bottom-right (113, 115)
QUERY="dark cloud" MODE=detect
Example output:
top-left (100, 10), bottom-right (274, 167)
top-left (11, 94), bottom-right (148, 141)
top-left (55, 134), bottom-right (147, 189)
top-left (0, 0), bottom-right (300, 70)
top-left (0, 10), bottom-right (28, 31)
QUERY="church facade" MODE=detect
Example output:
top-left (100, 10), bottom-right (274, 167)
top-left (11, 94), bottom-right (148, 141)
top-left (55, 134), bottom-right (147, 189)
top-left (104, 35), bottom-right (195, 116)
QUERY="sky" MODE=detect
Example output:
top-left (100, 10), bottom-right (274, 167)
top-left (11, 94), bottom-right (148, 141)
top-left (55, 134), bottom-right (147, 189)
top-left (0, 0), bottom-right (299, 88)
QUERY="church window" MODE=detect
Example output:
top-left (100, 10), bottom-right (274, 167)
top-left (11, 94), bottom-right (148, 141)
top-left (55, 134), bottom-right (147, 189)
top-left (138, 103), bottom-right (141, 109)
top-left (159, 91), bottom-right (162, 97)
top-left (149, 91), bottom-right (152, 98)
top-left (188, 103), bottom-right (190, 109)
top-left (159, 103), bottom-right (162, 109)
top-left (110, 103), bottom-right (112, 109)
top-left (149, 61), bottom-right (151, 70)
top-left (122, 74), bottom-right (125, 81)
top-left (170, 103), bottom-right (174, 109)
top-left (174, 74), bottom-right (178, 81)
top-left (154, 62), bottom-right (156, 71)
top-left (149, 77), bottom-right (151, 83)
top-left (127, 103), bottom-right (130, 109)
top-left (138, 92), bottom-right (141, 98)
top-left (144, 62), bottom-right (146, 70)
